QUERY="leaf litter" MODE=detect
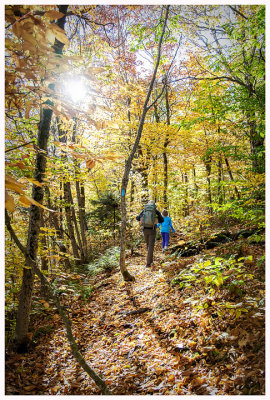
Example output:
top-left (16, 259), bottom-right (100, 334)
top-left (5, 236), bottom-right (265, 395)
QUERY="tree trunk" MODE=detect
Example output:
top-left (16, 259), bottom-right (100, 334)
top-left (45, 186), bottom-right (71, 270)
top-left (217, 156), bottom-right (224, 205)
top-left (68, 183), bottom-right (84, 260)
top-left (13, 6), bottom-right (68, 351)
top-left (182, 172), bottom-right (189, 217)
top-left (14, 105), bottom-right (53, 351)
top-left (163, 78), bottom-right (170, 207)
top-left (63, 182), bottom-right (81, 262)
top-left (5, 212), bottom-right (111, 394)
top-left (224, 157), bottom-right (240, 200)
top-left (76, 181), bottom-right (88, 260)
top-left (204, 156), bottom-right (213, 215)
top-left (136, 145), bottom-right (149, 202)
top-left (119, 5), bottom-right (170, 281)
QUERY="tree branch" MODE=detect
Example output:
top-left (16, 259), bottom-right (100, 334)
top-left (229, 5), bottom-right (248, 20)
top-left (5, 141), bottom-right (36, 153)
top-left (6, 206), bottom-right (111, 394)
top-left (5, 210), bottom-right (27, 255)
top-left (25, 255), bottom-right (111, 394)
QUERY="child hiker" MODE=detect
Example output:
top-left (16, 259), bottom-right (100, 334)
top-left (157, 208), bottom-right (175, 252)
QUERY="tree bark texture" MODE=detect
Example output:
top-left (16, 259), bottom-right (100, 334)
top-left (163, 78), bottom-right (170, 207)
top-left (63, 182), bottom-right (81, 262)
top-left (204, 156), bottom-right (213, 215)
top-left (13, 5), bottom-right (68, 351)
top-left (45, 186), bottom-right (71, 270)
top-left (119, 6), bottom-right (170, 281)
top-left (76, 181), bottom-right (88, 260)
top-left (14, 106), bottom-right (53, 351)
top-left (224, 157), bottom-right (240, 200)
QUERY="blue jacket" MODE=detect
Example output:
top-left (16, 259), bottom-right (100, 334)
top-left (157, 216), bottom-right (175, 233)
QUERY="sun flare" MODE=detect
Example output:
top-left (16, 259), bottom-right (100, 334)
top-left (64, 78), bottom-right (87, 103)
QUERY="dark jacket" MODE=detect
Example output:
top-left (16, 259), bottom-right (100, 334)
top-left (136, 208), bottom-right (164, 228)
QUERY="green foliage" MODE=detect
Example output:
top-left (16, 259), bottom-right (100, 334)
top-left (86, 190), bottom-right (121, 233)
top-left (171, 255), bottom-right (254, 297)
top-left (212, 196), bottom-right (264, 226)
top-left (64, 279), bottom-right (94, 301)
top-left (87, 246), bottom-right (120, 275)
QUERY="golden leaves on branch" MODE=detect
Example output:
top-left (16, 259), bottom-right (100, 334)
top-left (49, 23), bottom-right (69, 46)
top-left (5, 191), bottom-right (16, 213)
top-left (5, 174), bottom-right (26, 195)
top-left (5, 173), bottom-right (54, 213)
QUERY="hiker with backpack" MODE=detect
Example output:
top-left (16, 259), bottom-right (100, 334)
top-left (136, 200), bottom-right (164, 268)
top-left (157, 208), bottom-right (175, 252)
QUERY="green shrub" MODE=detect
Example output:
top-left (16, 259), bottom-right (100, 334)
top-left (87, 246), bottom-right (120, 275)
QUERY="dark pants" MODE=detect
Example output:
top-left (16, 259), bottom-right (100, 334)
top-left (143, 228), bottom-right (156, 266)
top-left (161, 232), bottom-right (170, 248)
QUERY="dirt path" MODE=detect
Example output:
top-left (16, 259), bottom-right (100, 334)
top-left (5, 238), bottom-right (265, 395)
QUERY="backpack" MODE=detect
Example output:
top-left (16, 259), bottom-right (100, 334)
top-left (141, 203), bottom-right (156, 228)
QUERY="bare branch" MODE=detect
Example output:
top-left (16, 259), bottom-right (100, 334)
top-left (229, 5), bottom-right (248, 20)
top-left (5, 141), bottom-right (36, 153)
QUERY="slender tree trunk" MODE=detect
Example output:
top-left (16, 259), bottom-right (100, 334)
top-left (5, 213), bottom-right (111, 394)
top-left (40, 213), bottom-right (49, 272)
top-left (45, 186), bottom-right (71, 270)
top-left (193, 165), bottom-right (199, 197)
top-left (204, 156), bottom-right (213, 215)
top-left (182, 172), bottom-right (189, 216)
top-left (14, 106), bottom-right (53, 351)
top-left (40, 213), bottom-right (49, 297)
top-left (119, 5), bottom-right (170, 281)
top-left (137, 146), bottom-right (149, 202)
top-left (130, 174), bottom-right (135, 210)
top-left (217, 156), bottom-right (223, 205)
top-left (13, 6), bottom-right (68, 351)
top-left (68, 183), bottom-right (84, 259)
top-left (63, 182), bottom-right (81, 262)
top-left (224, 157), bottom-right (240, 200)
top-left (76, 181), bottom-right (88, 260)
top-left (163, 78), bottom-right (170, 207)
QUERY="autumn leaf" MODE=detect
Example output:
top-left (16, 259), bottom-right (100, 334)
top-left (49, 23), bottom-right (69, 46)
top-left (26, 177), bottom-right (43, 187)
top-left (5, 174), bottom-right (26, 194)
top-left (86, 159), bottom-right (96, 169)
top-left (5, 190), bottom-right (15, 212)
top-left (44, 10), bottom-right (65, 21)
top-left (19, 194), bottom-right (54, 212)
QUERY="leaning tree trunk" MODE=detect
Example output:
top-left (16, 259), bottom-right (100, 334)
top-left (13, 6), bottom-right (68, 352)
top-left (119, 5), bottom-right (170, 281)
top-left (162, 77), bottom-right (170, 207)
top-left (5, 212), bottom-right (111, 394)
top-left (224, 156), bottom-right (240, 200)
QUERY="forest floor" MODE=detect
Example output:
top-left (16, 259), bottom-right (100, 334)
top-left (5, 230), bottom-right (265, 395)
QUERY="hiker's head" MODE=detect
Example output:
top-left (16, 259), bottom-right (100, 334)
top-left (162, 209), bottom-right (168, 217)
top-left (148, 200), bottom-right (155, 206)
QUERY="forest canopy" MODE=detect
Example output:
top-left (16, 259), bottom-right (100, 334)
top-left (5, 4), bottom-right (265, 396)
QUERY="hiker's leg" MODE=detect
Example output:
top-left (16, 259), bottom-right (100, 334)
top-left (143, 229), bottom-right (150, 248)
top-left (147, 229), bottom-right (156, 265)
top-left (165, 232), bottom-right (170, 247)
top-left (161, 232), bottom-right (166, 249)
